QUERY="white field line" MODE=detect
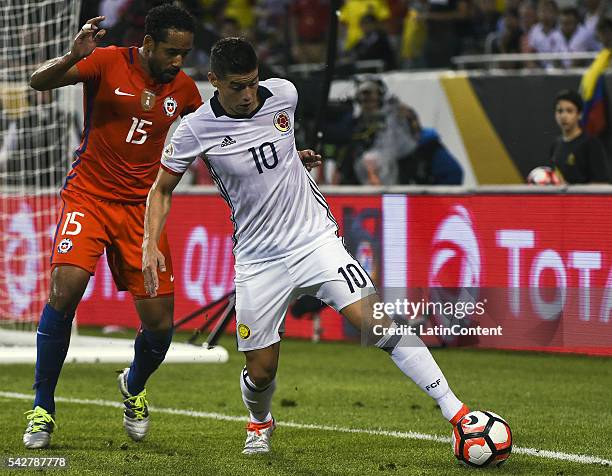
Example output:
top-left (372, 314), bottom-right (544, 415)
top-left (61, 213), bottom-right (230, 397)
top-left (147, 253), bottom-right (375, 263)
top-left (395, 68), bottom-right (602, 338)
top-left (1, 391), bottom-right (610, 467)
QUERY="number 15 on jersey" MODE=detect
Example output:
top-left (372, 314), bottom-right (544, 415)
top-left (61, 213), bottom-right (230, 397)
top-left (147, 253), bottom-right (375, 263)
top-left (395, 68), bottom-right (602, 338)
top-left (126, 117), bottom-right (152, 144)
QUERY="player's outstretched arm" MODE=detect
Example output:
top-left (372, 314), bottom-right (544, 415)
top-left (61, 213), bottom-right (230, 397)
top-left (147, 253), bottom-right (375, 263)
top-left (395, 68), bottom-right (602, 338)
top-left (142, 168), bottom-right (182, 297)
top-left (30, 16), bottom-right (106, 91)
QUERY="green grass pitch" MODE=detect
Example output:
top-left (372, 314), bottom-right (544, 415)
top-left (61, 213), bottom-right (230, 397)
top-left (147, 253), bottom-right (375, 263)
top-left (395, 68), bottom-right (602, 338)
top-left (0, 333), bottom-right (610, 475)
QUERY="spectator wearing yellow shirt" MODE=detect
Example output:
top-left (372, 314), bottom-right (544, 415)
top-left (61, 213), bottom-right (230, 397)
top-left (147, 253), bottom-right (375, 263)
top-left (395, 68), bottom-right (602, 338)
top-left (224, 0), bottom-right (255, 31)
top-left (339, 0), bottom-right (391, 50)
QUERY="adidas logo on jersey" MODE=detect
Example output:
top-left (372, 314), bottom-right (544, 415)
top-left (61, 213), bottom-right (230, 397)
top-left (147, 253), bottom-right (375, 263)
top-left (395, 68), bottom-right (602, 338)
top-left (220, 136), bottom-right (236, 147)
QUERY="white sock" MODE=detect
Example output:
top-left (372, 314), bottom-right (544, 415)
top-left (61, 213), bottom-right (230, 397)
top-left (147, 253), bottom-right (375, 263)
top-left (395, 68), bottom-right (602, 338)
top-left (240, 367), bottom-right (276, 424)
top-left (378, 330), bottom-right (463, 421)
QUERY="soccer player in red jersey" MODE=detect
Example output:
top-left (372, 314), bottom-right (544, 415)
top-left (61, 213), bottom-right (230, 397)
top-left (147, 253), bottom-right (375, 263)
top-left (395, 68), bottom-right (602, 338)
top-left (23, 4), bottom-right (202, 449)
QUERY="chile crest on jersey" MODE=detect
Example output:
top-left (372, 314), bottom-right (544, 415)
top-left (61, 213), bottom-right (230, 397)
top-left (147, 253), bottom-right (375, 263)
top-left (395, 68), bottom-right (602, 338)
top-left (163, 96), bottom-right (178, 116)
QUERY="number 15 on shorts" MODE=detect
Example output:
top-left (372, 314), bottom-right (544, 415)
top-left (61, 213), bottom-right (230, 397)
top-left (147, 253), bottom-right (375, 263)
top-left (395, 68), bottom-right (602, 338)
top-left (61, 212), bottom-right (84, 236)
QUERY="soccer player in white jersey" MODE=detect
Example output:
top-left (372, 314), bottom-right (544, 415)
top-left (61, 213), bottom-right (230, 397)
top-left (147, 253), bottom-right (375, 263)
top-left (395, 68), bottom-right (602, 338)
top-left (142, 38), bottom-right (470, 455)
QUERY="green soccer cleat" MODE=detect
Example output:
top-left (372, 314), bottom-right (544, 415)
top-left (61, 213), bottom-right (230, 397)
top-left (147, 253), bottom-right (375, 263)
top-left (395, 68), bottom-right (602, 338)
top-left (117, 368), bottom-right (150, 441)
top-left (23, 406), bottom-right (55, 449)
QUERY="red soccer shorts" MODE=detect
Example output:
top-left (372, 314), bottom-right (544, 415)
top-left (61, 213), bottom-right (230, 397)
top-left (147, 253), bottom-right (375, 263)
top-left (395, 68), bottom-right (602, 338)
top-left (51, 190), bottom-right (174, 299)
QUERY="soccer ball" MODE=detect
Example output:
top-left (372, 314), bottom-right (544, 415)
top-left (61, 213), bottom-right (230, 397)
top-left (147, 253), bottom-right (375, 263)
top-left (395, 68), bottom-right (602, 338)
top-left (527, 166), bottom-right (562, 185)
top-left (452, 410), bottom-right (512, 467)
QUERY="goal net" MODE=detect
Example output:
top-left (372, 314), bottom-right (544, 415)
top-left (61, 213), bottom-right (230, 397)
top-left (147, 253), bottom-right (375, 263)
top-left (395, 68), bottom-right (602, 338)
top-left (0, 2), bottom-right (228, 364)
top-left (0, 0), bottom-right (80, 331)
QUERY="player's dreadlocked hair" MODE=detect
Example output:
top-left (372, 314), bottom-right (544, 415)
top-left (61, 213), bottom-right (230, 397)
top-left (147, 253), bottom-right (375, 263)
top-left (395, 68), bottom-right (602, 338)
top-left (145, 3), bottom-right (195, 43)
top-left (210, 37), bottom-right (258, 79)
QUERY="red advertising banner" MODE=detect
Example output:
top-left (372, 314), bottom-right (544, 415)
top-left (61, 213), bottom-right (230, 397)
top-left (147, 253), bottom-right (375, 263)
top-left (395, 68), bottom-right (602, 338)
top-left (393, 195), bottom-right (612, 355)
top-left (1, 195), bottom-right (59, 321)
top-left (2, 192), bottom-right (611, 355)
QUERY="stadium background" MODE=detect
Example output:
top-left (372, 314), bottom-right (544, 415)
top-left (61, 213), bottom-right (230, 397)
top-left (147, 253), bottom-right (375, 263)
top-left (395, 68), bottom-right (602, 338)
top-left (24, 190), bottom-right (612, 355)
top-left (2, 0), bottom-right (612, 356)
top-left (5, 185), bottom-right (612, 355)
top-left (1, 2), bottom-right (612, 474)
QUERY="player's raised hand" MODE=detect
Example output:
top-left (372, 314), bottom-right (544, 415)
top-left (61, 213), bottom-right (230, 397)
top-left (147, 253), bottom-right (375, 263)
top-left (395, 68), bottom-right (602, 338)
top-left (70, 16), bottom-right (106, 61)
top-left (142, 244), bottom-right (166, 298)
top-left (299, 149), bottom-right (322, 171)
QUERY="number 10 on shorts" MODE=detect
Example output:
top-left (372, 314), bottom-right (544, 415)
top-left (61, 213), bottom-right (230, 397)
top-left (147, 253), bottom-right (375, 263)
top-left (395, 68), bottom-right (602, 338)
top-left (338, 264), bottom-right (367, 293)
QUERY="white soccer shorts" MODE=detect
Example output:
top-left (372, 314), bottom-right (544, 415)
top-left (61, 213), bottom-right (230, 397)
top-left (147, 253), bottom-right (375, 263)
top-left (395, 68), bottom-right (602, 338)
top-left (234, 237), bottom-right (376, 351)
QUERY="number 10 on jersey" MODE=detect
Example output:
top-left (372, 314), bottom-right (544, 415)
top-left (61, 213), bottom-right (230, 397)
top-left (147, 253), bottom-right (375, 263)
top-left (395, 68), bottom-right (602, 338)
top-left (249, 142), bottom-right (278, 174)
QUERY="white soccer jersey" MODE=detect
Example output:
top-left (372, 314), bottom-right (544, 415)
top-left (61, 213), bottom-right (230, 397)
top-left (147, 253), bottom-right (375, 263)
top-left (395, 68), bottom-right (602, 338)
top-left (161, 78), bottom-right (338, 264)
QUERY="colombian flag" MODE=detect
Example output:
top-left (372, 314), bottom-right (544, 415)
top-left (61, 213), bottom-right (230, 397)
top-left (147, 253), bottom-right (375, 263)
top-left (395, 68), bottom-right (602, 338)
top-left (580, 48), bottom-right (611, 136)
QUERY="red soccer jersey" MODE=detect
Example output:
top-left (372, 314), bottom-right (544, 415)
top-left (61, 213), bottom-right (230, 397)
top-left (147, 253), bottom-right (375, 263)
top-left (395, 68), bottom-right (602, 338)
top-left (69, 46), bottom-right (202, 202)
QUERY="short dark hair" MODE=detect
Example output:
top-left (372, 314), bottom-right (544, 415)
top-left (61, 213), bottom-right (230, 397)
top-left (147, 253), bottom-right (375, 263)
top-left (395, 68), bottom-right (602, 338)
top-left (555, 89), bottom-right (583, 112)
top-left (210, 37), bottom-right (258, 78)
top-left (145, 3), bottom-right (195, 43)
top-left (222, 17), bottom-right (240, 27)
top-left (560, 6), bottom-right (580, 19)
top-left (597, 16), bottom-right (612, 32)
top-left (504, 7), bottom-right (519, 18)
top-left (360, 14), bottom-right (378, 24)
top-left (539, 0), bottom-right (558, 11)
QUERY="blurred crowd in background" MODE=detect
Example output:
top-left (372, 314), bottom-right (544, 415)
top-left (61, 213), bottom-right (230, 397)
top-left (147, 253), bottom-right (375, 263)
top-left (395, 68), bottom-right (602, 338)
top-left (76, 0), bottom-right (612, 187)
top-left (77, 0), bottom-right (477, 186)
top-left (81, 0), bottom-right (611, 72)
top-left (4, 1), bottom-right (609, 190)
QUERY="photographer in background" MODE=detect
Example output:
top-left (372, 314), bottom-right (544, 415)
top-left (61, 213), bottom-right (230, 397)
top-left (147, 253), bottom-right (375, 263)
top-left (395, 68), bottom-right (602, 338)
top-left (351, 78), bottom-right (416, 185)
top-left (399, 107), bottom-right (464, 185)
top-left (333, 76), bottom-right (463, 186)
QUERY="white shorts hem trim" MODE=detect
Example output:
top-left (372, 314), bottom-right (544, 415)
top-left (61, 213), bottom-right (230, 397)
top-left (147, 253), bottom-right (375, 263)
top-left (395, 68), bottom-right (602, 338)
top-left (237, 336), bottom-right (282, 352)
